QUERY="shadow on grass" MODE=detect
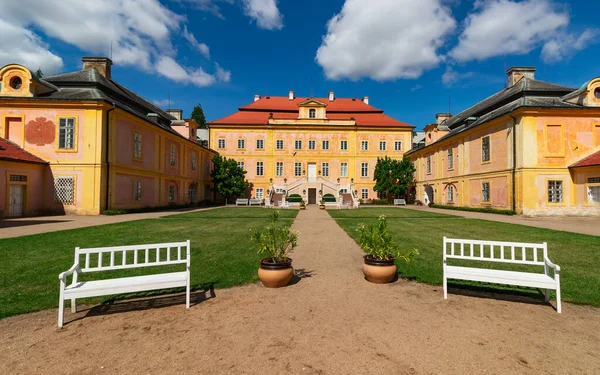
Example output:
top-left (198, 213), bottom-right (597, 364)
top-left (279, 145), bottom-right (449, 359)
top-left (66, 284), bottom-right (216, 325)
top-left (289, 268), bottom-right (314, 286)
top-left (446, 282), bottom-right (555, 310)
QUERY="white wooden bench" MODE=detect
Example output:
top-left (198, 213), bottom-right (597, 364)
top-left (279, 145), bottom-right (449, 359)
top-left (264, 200), bottom-right (274, 208)
top-left (58, 240), bottom-right (191, 327)
top-left (278, 201), bottom-right (290, 209)
top-left (324, 202), bottom-right (339, 209)
top-left (249, 198), bottom-right (262, 206)
top-left (236, 198), bottom-right (249, 206)
top-left (443, 237), bottom-right (561, 312)
top-left (394, 199), bottom-right (407, 206)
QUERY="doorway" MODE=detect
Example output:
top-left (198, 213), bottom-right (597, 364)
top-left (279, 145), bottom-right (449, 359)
top-left (308, 188), bottom-right (317, 204)
top-left (9, 184), bottom-right (25, 217)
top-left (308, 163), bottom-right (317, 182)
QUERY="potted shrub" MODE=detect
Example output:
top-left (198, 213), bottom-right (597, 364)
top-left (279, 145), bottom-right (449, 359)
top-left (252, 211), bottom-right (299, 288)
top-left (319, 200), bottom-right (326, 210)
top-left (299, 200), bottom-right (306, 210)
top-left (356, 215), bottom-right (418, 283)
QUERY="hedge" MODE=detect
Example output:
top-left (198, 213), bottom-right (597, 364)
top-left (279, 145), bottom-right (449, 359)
top-left (288, 194), bottom-right (303, 203)
top-left (431, 204), bottom-right (517, 215)
top-left (323, 194), bottom-right (336, 203)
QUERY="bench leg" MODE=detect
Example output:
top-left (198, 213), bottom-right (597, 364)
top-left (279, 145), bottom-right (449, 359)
top-left (556, 287), bottom-right (561, 314)
top-left (186, 273), bottom-right (190, 309)
top-left (71, 298), bottom-right (77, 313)
top-left (443, 276), bottom-right (448, 299)
top-left (58, 296), bottom-right (64, 328)
top-left (544, 289), bottom-right (550, 303)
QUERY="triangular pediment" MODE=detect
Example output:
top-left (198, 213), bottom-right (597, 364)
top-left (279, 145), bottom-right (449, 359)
top-left (298, 99), bottom-right (327, 107)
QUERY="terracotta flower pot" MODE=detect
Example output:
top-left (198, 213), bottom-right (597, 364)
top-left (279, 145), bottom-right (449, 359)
top-left (300, 205), bottom-right (306, 210)
top-left (319, 205), bottom-right (325, 210)
top-left (258, 258), bottom-right (293, 288)
top-left (362, 255), bottom-right (397, 283)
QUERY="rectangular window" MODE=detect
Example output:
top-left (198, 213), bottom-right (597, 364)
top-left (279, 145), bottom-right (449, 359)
top-left (256, 188), bottom-right (263, 200)
top-left (447, 185), bottom-right (454, 202)
top-left (133, 132), bottom-right (142, 159)
top-left (309, 109), bottom-right (316, 118)
top-left (340, 162), bottom-right (348, 177)
top-left (276, 139), bottom-right (284, 150)
top-left (58, 117), bottom-right (75, 150)
top-left (256, 161), bottom-right (264, 176)
top-left (276, 162), bottom-right (284, 176)
top-left (588, 186), bottom-right (600, 204)
top-left (322, 140), bottom-right (329, 150)
top-left (361, 162), bottom-right (368, 177)
top-left (361, 189), bottom-right (369, 199)
top-left (322, 162), bottom-right (329, 177)
top-left (218, 139), bottom-right (226, 149)
top-left (295, 140), bottom-right (302, 150)
top-left (134, 181), bottom-right (142, 201)
top-left (426, 156), bottom-right (431, 174)
top-left (361, 141), bottom-right (369, 151)
top-left (191, 152), bottom-right (197, 171)
top-left (256, 139), bottom-right (264, 149)
top-left (54, 176), bottom-right (75, 204)
top-left (188, 184), bottom-right (197, 202)
top-left (170, 144), bottom-right (176, 166)
top-left (379, 141), bottom-right (386, 151)
top-left (294, 162), bottom-right (302, 177)
top-left (481, 182), bottom-right (490, 203)
top-left (548, 180), bottom-right (563, 203)
top-left (168, 184), bottom-right (175, 201)
top-left (394, 141), bottom-right (402, 151)
top-left (340, 140), bottom-right (348, 150)
top-left (447, 149), bottom-right (454, 170)
top-left (237, 139), bottom-right (245, 149)
top-left (308, 140), bottom-right (316, 150)
top-left (237, 161), bottom-right (245, 170)
top-left (482, 136), bottom-right (490, 162)
top-left (9, 175), bottom-right (27, 182)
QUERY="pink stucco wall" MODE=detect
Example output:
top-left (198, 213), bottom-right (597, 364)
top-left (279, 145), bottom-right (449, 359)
top-left (113, 173), bottom-right (155, 208)
top-left (0, 161), bottom-right (48, 217)
top-left (115, 118), bottom-right (156, 170)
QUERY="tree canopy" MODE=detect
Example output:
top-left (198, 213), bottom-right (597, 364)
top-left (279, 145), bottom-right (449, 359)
top-left (210, 154), bottom-right (249, 203)
top-left (191, 104), bottom-right (207, 129)
top-left (35, 68), bottom-right (43, 78)
top-left (373, 156), bottom-right (416, 200)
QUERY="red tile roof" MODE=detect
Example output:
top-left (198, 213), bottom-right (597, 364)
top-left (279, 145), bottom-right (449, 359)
top-left (0, 138), bottom-right (47, 164)
top-left (569, 150), bottom-right (600, 168)
top-left (210, 95), bottom-right (413, 128)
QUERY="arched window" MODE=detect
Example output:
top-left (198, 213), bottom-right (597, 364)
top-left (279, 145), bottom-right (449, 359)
top-left (188, 183), bottom-right (197, 202)
top-left (309, 108), bottom-right (316, 118)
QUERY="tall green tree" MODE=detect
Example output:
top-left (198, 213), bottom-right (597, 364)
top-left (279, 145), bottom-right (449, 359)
top-left (191, 104), bottom-right (207, 129)
top-left (373, 156), bottom-right (416, 201)
top-left (210, 154), bottom-right (249, 204)
top-left (35, 68), bottom-right (43, 78)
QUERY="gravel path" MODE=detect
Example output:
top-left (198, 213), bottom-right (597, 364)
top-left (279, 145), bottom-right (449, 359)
top-left (1, 207), bottom-right (599, 374)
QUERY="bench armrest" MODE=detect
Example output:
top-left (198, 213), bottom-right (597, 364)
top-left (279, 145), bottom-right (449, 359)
top-left (544, 258), bottom-right (560, 273)
top-left (58, 264), bottom-right (79, 281)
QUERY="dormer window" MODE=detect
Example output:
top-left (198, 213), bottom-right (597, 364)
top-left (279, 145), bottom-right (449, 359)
top-left (10, 76), bottom-right (22, 90)
top-left (595, 87), bottom-right (600, 100)
top-left (309, 109), bottom-right (316, 118)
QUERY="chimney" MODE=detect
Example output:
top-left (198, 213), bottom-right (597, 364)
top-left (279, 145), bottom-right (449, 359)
top-left (254, 94), bottom-right (260, 102)
top-left (506, 66), bottom-right (535, 87)
top-left (329, 91), bottom-right (334, 101)
top-left (289, 90), bottom-right (294, 100)
top-left (166, 109), bottom-right (183, 120)
top-left (362, 96), bottom-right (369, 105)
top-left (435, 113), bottom-right (452, 125)
top-left (82, 56), bottom-right (112, 79)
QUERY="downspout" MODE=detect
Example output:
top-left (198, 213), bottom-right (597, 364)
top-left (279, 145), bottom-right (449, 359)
top-left (105, 103), bottom-right (116, 211)
top-left (509, 110), bottom-right (517, 212)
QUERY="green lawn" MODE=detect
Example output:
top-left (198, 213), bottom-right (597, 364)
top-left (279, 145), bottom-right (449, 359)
top-left (329, 207), bottom-right (600, 307)
top-left (0, 207), bottom-right (297, 319)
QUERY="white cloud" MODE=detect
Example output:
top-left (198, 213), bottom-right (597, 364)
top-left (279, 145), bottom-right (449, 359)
top-left (0, 19), bottom-right (63, 74)
top-left (215, 63), bottom-right (231, 82)
top-left (155, 55), bottom-right (230, 87)
top-left (177, 0), bottom-right (234, 20)
top-left (242, 0), bottom-right (283, 30)
top-left (183, 25), bottom-right (211, 59)
top-left (315, 0), bottom-right (456, 81)
top-left (449, 0), bottom-right (569, 62)
top-left (541, 28), bottom-right (600, 63)
top-left (442, 66), bottom-right (474, 86)
top-left (152, 99), bottom-right (174, 107)
top-left (0, 0), bottom-right (230, 87)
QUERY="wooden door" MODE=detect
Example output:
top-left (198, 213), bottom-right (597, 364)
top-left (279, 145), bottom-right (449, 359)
top-left (308, 188), bottom-right (317, 204)
top-left (9, 184), bottom-right (24, 217)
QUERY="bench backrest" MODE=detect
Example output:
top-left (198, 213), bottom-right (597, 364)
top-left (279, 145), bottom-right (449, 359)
top-left (237, 199), bottom-right (248, 203)
top-left (74, 240), bottom-right (190, 273)
top-left (443, 237), bottom-right (547, 266)
top-left (394, 199), bottom-right (406, 204)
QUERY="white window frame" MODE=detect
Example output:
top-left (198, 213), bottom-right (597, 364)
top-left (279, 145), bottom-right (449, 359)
top-left (276, 162), bottom-right (284, 176)
top-left (256, 161), bottom-right (264, 176)
top-left (426, 156), bottom-right (431, 174)
top-left (295, 140), bottom-right (302, 150)
top-left (322, 162), bottom-right (329, 177)
top-left (394, 141), bottom-right (402, 151)
top-left (447, 149), bottom-right (454, 170)
top-left (548, 180), bottom-right (563, 203)
top-left (361, 141), bottom-right (369, 151)
top-left (218, 139), bottom-right (226, 149)
top-left (447, 185), bottom-right (454, 202)
top-left (168, 184), bottom-right (176, 202)
top-left (188, 184), bottom-right (197, 202)
top-left (308, 140), bottom-right (316, 150)
top-left (58, 117), bottom-right (75, 150)
top-left (294, 162), bottom-right (302, 177)
top-left (340, 140), bottom-right (348, 150)
top-left (133, 132), bottom-right (142, 159)
top-left (482, 182), bottom-right (490, 203)
top-left (191, 152), bottom-right (197, 171)
top-left (361, 162), bottom-right (368, 177)
top-left (54, 176), bottom-right (75, 204)
top-left (322, 140), bottom-right (330, 150)
top-left (379, 141), bottom-right (386, 151)
top-left (256, 188), bottom-right (263, 200)
top-left (276, 139), bottom-right (284, 150)
top-left (134, 180), bottom-right (142, 201)
top-left (256, 139), bottom-right (264, 149)
top-left (482, 136), bottom-right (491, 162)
top-left (309, 108), bottom-right (316, 118)
top-left (237, 139), bottom-right (245, 149)
top-left (340, 162), bottom-right (348, 177)
top-left (169, 144), bottom-right (176, 166)
top-left (361, 188), bottom-right (369, 199)
top-left (237, 161), bottom-right (245, 170)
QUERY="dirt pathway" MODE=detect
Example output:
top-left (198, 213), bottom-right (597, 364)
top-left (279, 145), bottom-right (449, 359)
top-left (1, 207), bottom-right (599, 374)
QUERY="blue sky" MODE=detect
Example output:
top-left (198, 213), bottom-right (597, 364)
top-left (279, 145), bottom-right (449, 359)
top-left (1, 0), bottom-right (599, 130)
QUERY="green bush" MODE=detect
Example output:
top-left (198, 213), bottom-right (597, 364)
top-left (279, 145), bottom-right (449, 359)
top-left (102, 204), bottom-right (197, 215)
top-left (287, 194), bottom-right (302, 203)
top-left (323, 194), bottom-right (336, 203)
top-left (431, 204), bottom-right (517, 215)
